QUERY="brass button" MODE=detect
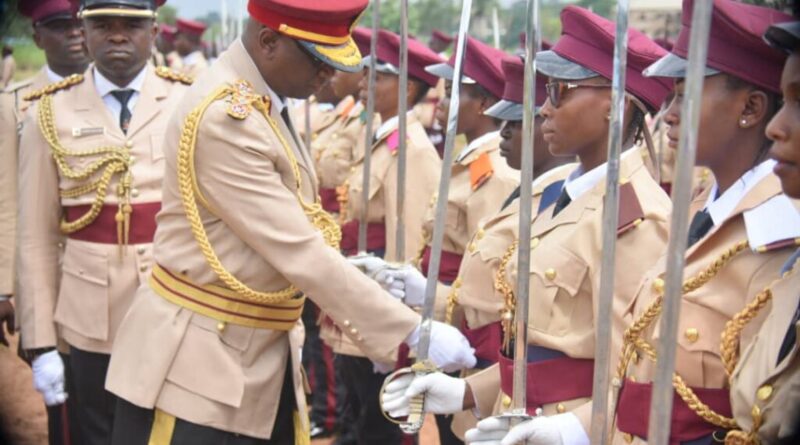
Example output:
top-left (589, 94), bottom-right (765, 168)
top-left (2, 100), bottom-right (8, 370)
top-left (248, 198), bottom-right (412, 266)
top-left (343, 320), bottom-right (352, 327)
top-left (757, 384), bottom-right (773, 401)
top-left (216, 322), bottom-right (226, 332)
top-left (139, 265), bottom-right (148, 273)
top-left (701, 168), bottom-right (710, 180)
top-left (350, 166), bottom-right (356, 173)
top-left (454, 279), bottom-right (461, 288)
top-left (684, 328), bottom-right (699, 343)
top-left (332, 133), bottom-right (339, 139)
top-left (125, 141), bottom-right (133, 148)
top-left (556, 403), bottom-right (566, 413)
top-left (468, 242), bottom-right (476, 253)
top-left (623, 432), bottom-right (634, 443)
top-left (652, 278), bottom-right (665, 295)
top-left (545, 268), bottom-right (556, 281)
top-left (57, 242), bottom-right (64, 249)
top-left (501, 394), bottom-right (512, 408)
top-left (356, 335), bottom-right (364, 342)
top-left (136, 246), bottom-right (146, 255)
top-left (131, 188), bottom-right (140, 198)
top-left (531, 237), bottom-right (540, 249)
top-left (311, 133), bottom-right (318, 141)
top-left (476, 228), bottom-right (485, 240)
top-left (349, 327), bottom-right (358, 335)
top-left (129, 155), bottom-right (137, 163)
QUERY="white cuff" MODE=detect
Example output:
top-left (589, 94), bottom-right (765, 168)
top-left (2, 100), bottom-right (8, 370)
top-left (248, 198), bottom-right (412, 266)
top-left (552, 412), bottom-right (589, 445)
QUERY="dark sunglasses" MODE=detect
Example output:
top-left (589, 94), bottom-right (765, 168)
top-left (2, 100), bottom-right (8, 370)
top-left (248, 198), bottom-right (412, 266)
top-left (545, 80), bottom-right (612, 108)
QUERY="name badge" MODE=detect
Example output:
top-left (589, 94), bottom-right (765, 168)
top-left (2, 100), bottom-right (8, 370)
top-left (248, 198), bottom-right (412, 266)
top-left (72, 127), bottom-right (105, 137)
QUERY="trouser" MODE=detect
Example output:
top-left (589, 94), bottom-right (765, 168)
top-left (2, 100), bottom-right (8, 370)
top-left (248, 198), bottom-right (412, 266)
top-left (336, 354), bottom-right (408, 445)
top-left (301, 303), bottom-right (338, 431)
top-left (111, 364), bottom-right (297, 445)
top-left (69, 346), bottom-right (116, 445)
top-left (47, 352), bottom-right (83, 445)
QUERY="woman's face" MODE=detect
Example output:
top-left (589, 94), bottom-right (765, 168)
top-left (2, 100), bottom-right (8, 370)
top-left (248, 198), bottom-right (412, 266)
top-left (539, 76), bottom-right (611, 160)
top-left (498, 116), bottom-right (547, 172)
top-left (359, 70), bottom-right (399, 118)
top-left (435, 81), bottom-right (490, 135)
top-left (767, 52), bottom-right (800, 198)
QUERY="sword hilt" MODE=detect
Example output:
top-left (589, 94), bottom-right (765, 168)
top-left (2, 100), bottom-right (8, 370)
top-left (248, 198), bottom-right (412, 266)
top-left (379, 360), bottom-right (439, 435)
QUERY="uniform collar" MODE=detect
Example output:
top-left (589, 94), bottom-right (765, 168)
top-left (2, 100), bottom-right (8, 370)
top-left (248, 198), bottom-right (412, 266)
top-left (563, 148), bottom-right (636, 201)
top-left (182, 50), bottom-right (204, 66)
top-left (455, 130), bottom-right (500, 163)
top-left (93, 65), bottom-right (146, 97)
top-left (704, 159), bottom-right (777, 227)
top-left (375, 110), bottom-right (414, 141)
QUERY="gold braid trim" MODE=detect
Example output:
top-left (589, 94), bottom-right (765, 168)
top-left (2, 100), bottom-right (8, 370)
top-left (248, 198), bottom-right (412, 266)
top-left (444, 277), bottom-right (461, 325)
top-left (155, 66), bottom-right (194, 85)
top-left (617, 240), bottom-right (750, 430)
top-left (177, 80), bottom-right (340, 305)
top-left (496, 239), bottom-right (519, 354)
top-left (37, 94), bottom-right (133, 249)
top-left (720, 288), bottom-right (773, 380)
top-left (24, 74), bottom-right (84, 101)
top-left (413, 228), bottom-right (431, 270)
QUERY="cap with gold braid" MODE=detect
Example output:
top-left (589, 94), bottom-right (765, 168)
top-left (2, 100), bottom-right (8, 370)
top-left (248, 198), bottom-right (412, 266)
top-left (247, 0), bottom-right (369, 72)
top-left (74, 0), bottom-right (166, 19)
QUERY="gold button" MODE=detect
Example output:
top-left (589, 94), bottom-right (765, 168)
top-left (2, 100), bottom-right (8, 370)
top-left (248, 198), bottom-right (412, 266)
top-left (129, 155), bottom-right (137, 163)
top-left (139, 265), bottom-right (148, 273)
top-left (343, 320), bottom-right (352, 327)
top-left (545, 268), bottom-right (556, 281)
top-left (629, 375), bottom-right (637, 383)
top-left (131, 188), bottom-right (140, 198)
top-left (556, 403), bottom-right (566, 413)
top-left (136, 246), bottom-right (146, 255)
top-left (632, 351), bottom-right (640, 364)
top-left (701, 168), bottom-right (710, 180)
top-left (356, 335), bottom-right (364, 342)
top-left (454, 279), bottom-right (461, 288)
top-left (476, 228), bottom-right (485, 240)
top-left (216, 322), bottom-right (226, 332)
top-left (501, 394), bottom-right (512, 407)
top-left (757, 384), bottom-right (773, 401)
top-left (684, 328), bottom-right (699, 343)
top-left (125, 141), bottom-right (133, 148)
top-left (468, 242), bottom-right (476, 253)
top-left (311, 133), bottom-right (318, 141)
top-left (531, 237), bottom-right (540, 249)
top-left (332, 133), bottom-right (339, 140)
top-left (349, 327), bottom-right (358, 335)
top-left (623, 432), bottom-right (634, 443)
top-left (57, 242), bottom-right (65, 249)
top-left (652, 278), bottom-right (665, 295)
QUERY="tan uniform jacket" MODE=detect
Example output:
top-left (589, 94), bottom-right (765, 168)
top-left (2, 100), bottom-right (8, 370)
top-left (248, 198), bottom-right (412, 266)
top-left (293, 96), bottom-right (337, 145)
top-left (104, 40), bottom-right (420, 439)
top-left (0, 68), bottom-right (49, 296)
top-left (16, 65), bottom-right (188, 353)
top-left (313, 99), bottom-right (366, 190)
top-left (466, 149), bottom-right (672, 432)
top-left (612, 174), bottom-right (800, 445)
top-left (1, 55), bottom-right (16, 88)
top-left (729, 254), bottom-right (800, 444)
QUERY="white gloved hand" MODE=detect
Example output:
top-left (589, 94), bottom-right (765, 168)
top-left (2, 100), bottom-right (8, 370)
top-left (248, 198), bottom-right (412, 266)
top-left (381, 372), bottom-right (466, 417)
top-left (347, 255), bottom-right (390, 279)
top-left (376, 265), bottom-right (427, 306)
top-left (405, 321), bottom-right (476, 372)
top-left (32, 350), bottom-right (67, 406)
top-left (466, 413), bottom-right (588, 445)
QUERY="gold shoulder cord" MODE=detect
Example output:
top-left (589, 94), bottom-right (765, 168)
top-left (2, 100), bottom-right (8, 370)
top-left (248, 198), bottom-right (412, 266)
top-left (616, 240), bottom-right (751, 431)
top-left (154, 66), bottom-right (193, 85)
top-left (177, 80), bottom-right (341, 305)
top-left (37, 93), bottom-right (133, 250)
top-left (496, 239), bottom-right (519, 354)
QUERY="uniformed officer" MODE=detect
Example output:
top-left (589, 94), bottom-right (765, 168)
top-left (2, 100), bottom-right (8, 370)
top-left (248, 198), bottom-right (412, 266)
top-left (159, 24), bottom-right (182, 69)
top-left (16, 0), bottom-right (190, 443)
top-left (174, 18), bottom-right (208, 77)
top-left (384, 6), bottom-right (675, 444)
top-left (103, 1), bottom-right (475, 443)
top-left (722, 19), bottom-right (800, 445)
top-left (611, 1), bottom-right (798, 444)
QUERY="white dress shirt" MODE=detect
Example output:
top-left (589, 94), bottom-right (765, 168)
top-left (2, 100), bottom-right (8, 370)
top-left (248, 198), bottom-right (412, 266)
top-left (562, 148), bottom-right (638, 201)
top-left (93, 66), bottom-right (147, 128)
top-left (455, 130), bottom-right (500, 163)
top-left (703, 159), bottom-right (777, 226)
top-left (374, 110), bottom-right (415, 141)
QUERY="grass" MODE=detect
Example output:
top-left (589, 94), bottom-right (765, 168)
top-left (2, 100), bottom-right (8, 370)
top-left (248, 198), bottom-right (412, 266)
top-left (8, 39), bottom-right (45, 82)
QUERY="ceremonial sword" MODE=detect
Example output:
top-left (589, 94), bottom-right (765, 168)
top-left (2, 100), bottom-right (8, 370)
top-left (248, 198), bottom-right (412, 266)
top-left (395, 0), bottom-right (409, 262)
top-left (589, 1), bottom-right (629, 443)
top-left (647, 2), bottom-right (713, 444)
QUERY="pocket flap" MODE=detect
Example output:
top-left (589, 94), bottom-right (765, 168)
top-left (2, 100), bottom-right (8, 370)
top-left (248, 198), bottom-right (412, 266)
top-left (530, 246), bottom-right (588, 297)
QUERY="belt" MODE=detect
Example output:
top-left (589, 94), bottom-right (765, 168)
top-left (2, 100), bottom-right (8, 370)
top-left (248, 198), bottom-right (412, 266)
top-left (461, 320), bottom-right (502, 369)
top-left (498, 346), bottom-right (594, 412)
top-left (64, 202), bottom-right (160, 244)
top-left (616, 379), bottom-right (732, 445)
top-left (421, 245), bottom-right (463, 284)
top-left (319, 188), bottom-right (340, 214)
top-left (340, 220), bottom-right (386, 256)
top-left (149, 264), bottom-right (305, 330)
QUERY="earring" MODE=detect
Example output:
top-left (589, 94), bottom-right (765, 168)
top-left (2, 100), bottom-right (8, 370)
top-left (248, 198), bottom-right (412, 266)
top-left (740, 118), bottom-right (747, 127)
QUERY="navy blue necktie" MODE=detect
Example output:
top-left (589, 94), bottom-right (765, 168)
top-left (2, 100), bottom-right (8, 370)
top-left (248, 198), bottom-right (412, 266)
top-left (110, 89), bottom-right (134, 134)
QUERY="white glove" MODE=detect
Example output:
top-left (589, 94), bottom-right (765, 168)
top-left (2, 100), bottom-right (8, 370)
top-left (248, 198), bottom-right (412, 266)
top-left (376, 265), bottom-right (427, 306)
top-left (381, 372), bottom-right (466, 417)
top-left (405, 321), bottom-right (476, 372)
top-left (347, 255), bottom-right (390, 279)
top-left (466, 413), bottom-right (589, 445)
top-left (32, 350), bottom-right (67, 406)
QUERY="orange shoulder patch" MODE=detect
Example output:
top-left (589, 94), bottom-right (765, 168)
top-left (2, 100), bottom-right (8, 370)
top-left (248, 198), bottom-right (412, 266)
top-left (469, 152), bottom-right (494, 190)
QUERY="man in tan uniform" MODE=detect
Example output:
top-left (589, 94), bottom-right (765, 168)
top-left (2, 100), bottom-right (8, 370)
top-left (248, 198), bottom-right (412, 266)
top-left (103, 1), bottom-right (475, 443)
top-left (16, 0), bottom-right (190, 443)
top-left (174, 18), bottom-right (208, 78)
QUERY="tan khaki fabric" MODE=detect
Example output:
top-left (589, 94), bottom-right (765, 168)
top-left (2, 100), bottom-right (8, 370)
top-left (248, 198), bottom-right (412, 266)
top-left (105, 40), bottom-right (420, 439)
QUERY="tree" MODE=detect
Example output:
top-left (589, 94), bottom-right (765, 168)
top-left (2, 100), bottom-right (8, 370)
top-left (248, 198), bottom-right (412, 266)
top-left (157, 4), bottom-right (177, 25)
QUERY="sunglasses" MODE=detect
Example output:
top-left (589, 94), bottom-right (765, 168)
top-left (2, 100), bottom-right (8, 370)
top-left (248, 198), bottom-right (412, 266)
top-left (545, 80), bottom-right (612, 108)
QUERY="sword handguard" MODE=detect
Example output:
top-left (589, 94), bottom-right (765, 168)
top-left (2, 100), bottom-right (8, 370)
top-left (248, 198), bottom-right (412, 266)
top-left (379, 360), bottom-right (439, 435)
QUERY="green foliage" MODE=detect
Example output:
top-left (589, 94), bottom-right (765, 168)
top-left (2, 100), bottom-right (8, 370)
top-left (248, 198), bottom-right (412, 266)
top-left (158, 4), bottom-right (177, 25)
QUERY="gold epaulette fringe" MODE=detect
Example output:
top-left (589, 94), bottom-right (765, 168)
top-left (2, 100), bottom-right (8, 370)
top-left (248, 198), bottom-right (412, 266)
top-left (24, 74), bottom-right (84, 101)
top-left (155, 66), bottom-right (193, 85)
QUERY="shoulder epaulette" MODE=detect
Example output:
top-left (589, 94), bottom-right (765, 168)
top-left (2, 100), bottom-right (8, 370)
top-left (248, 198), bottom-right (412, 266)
top-left (744, 194), bottom-right (800, 253)
top-left (469, 151), bottom-right (494, 190)
top-left (225, 79), bottom-right (270, 120)
top-left (617, 180), bottom-right (645, 236)
top-left (23, 74), bottom-right (84, 101)
top-left (4, 78), bottom-right (33, 94)
top-left (155, 66), bottom-right (193, 85)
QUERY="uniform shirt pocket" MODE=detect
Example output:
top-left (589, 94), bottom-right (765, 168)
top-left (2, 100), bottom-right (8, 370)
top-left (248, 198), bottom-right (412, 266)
top-left (55, 241), bottom-right (110, 341)
top-left (530, 245), bottom-right (589, 335)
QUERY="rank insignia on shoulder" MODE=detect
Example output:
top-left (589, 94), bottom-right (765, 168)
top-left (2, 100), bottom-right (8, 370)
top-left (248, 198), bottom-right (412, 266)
top-left (469, 152), bottom-right (494, 191)
top-left (225, 79), bottom-right (270, 120)
top-left (386, 130), bottom-right (407, 155)
top-left (23, 74), bottom-right (84, 101)
top-left (617, 181), bottom-right (645, 236)
top-left (155, 66), bottom-right (193, 85)
top-left (744, 195), bottom-right (800, 253)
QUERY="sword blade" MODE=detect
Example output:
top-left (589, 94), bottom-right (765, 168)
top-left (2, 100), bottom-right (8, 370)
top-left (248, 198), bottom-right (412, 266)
top-left (589, 1), bottom-right (629, 442)
top-left (647, 2), bottom-right (713, 444)
top-left (358, 0), bottom-right (381, 254)
top-left (416, 0), bottom-right (473, 361)
top-left (395, 0), bottom-right (409, 262)
top-left (511, 0), bottom-right (539, 412)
